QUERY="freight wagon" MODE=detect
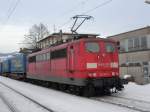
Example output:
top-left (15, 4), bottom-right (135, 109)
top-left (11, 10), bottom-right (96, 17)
top-left (2, 59), bottom-right (11, 74)
top-left (0, 62), bottom-right (2, 75)
top-left (10, 53), bottom-right (26, 78)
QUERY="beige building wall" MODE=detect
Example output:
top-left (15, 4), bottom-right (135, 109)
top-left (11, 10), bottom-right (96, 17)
top-left (119, 51), bottom-right (150, 85)
top-left (120, 67), bottom-right (146, 84)
top-left (119, 51), bottom-right (150, 64)
top-left (108, 26), bottom-right (150, 84)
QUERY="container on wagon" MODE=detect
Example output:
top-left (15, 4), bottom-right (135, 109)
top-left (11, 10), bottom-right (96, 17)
top-left (2, 59), bottom-right (11, 73)
top-left (10, 53), bottom-right (26, 74)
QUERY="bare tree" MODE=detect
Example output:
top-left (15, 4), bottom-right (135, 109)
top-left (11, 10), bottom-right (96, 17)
top-left (29, 23), bottom-right (49, 40)
top-left (22, 23), bottom-right (50, 49)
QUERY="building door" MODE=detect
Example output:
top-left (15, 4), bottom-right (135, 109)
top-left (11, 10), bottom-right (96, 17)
top-left (143, 63), bottom-right (150, 83)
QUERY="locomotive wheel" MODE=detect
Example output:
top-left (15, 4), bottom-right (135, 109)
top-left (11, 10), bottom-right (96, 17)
top-left (83, 84), bottom-right (95, 97)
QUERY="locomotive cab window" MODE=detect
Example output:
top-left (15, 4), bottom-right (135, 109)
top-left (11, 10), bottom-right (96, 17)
top-left (106, 43), bottom-right (115, 53)
top-left (85, 42), bottom-right (99, 53)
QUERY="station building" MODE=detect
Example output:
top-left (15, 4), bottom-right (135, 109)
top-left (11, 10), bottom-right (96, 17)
top-left (108, 26), bottom-right (150, 84)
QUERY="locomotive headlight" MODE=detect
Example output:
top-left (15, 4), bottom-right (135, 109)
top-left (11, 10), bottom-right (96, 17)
top-left (93, 73), bottom-right (97, 77)
top-left (88, 73), bottom-right (97, 77)
top-left (112, 72), bottom-right (115, 76)
top-left (88, 73), bottom-right (92, 77)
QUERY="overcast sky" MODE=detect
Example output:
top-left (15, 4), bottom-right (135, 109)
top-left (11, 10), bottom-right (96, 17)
top-left (0, 0), bottom-right (149, 53)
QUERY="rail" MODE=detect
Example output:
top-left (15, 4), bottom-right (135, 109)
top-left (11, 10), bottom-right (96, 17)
top-left (0, 92), bottom-right (20, 112)
top-left (0, 81), bottom-right (54, 112)
top-left (92, 96), bottom-right (150, 112)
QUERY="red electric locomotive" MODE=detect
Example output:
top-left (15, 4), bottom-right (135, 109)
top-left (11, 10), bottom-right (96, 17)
top-left (27, 34), bottom-right (123, 96)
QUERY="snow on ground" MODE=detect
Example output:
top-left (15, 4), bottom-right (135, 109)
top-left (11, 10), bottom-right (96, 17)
top-left (0, 83), bottom-right (50, 112)
top-left (0, 76), bottom-right (137, 112)
top-left (114, 82), bottom-right (150, 102)
top-left (0, 98), bottom-right (11, 112)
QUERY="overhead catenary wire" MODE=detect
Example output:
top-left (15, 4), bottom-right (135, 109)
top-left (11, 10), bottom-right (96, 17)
top-left (58, 0), bottom-right (91, 30)
top-left (6, 0), bottom-right (18, 17)
top-left (4, 0), bottom-right (20, 24)
top-left (82, 0), bottom-right (113, 14)
top-left (0, 0), bottom-right (15, 22)
top-left (0, 0), bottom-right (21, 31)
top-left (59, 0), bottom-right (113, 31)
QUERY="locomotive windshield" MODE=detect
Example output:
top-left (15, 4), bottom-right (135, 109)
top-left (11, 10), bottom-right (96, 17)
top-left (106, 43), bottom-right (115, 53)
top-left (85, 42), bottom-right (99, 53)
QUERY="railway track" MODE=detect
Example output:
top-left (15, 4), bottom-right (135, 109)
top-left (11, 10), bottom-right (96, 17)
top-left (1, 78), bottom-right (150, 112)
top-left (0, 82), bottom-right (54, 112)
top-left (112, 95), bottom-right (150, 105)
top-left (0, 92), bottom-right (20, 112)
top-left (92, 95), bottom-right (150, 112)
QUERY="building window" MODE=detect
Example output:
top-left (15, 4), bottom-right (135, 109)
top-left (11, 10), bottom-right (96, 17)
top-left (51, 48), bottom-right (67, 59)
top-left (128, 39), bottom-right (134, 50)
top-left (43, 54), bottom-right (46, 61)
top-left (36, 55), bottom-right (41, 62)
top-left (46, 52), bottom-right (50, 60)
top-left (40, 54), bottom-right (43, 61)
top-left (36, 55), bottom-right (39, 61)
top-left (141, 37), bottom-right (147, 49)
top-left (120, 40), bottom-right (126, 52)
top-left (134, 38), bottom-right (140, 49)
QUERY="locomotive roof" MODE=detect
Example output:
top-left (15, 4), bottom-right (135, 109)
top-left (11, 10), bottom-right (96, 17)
top-left (37, 32), bottom-right (99, 43)
top-left (29, 37), bottom-right (117, 57)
